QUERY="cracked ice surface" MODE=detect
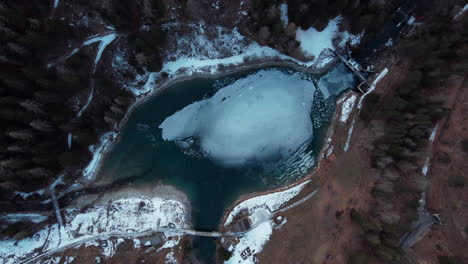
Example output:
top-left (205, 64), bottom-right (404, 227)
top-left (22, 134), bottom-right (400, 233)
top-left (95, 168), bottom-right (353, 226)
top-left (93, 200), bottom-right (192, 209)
top-left (159, 69), bottom-right (315, 167)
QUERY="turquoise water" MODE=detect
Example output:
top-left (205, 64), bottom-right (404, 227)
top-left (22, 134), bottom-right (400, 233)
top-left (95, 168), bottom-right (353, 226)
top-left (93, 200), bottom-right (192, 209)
top-left (98, 66), bottom-right (353, 263)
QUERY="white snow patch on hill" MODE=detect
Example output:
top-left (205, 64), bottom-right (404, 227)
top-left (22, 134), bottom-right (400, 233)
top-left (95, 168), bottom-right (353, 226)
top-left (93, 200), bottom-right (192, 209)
top-left (339, 94), bottom-right (357, 123)
top-left (159, 70), bottom-right (315, 167)
top-left (224, 179), bottom-right (309, 226)
top-left (0, 195), bottom-right (188, 264)
top-left (296, 17), bottom-right (362, 59)
top-left (280, 3), bottom-right (289, 27)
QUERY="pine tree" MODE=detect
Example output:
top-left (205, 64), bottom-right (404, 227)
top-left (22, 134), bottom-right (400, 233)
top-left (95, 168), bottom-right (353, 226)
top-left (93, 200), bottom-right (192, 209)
top-left (30, 120), bottom-right (54, 132)
top-left (6, 130), bottom-right (34, 141)
top-left (0, 158), bottom-right (26, 170)
top-left (19, 100), bottom-right (45, 115)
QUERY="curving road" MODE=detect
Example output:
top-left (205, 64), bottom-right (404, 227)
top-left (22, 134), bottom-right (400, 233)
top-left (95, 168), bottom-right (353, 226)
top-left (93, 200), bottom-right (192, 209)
top-left (20, 227), bottom-right (245, 264)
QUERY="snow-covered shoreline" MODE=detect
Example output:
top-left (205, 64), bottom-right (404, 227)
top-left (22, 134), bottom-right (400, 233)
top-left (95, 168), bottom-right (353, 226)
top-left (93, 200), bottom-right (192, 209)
top-left (82, 58), bottom-right (337, 184)
top-left (0, 186), bottom-right (190, 264)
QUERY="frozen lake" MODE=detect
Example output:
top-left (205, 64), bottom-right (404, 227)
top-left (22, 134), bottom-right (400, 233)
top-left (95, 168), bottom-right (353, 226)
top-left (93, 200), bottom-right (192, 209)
top-left (97, 65), bottom-right (355, 262)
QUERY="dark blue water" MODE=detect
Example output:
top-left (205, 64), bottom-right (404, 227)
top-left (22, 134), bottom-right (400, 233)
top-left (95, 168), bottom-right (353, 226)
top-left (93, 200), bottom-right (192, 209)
top-left (98, 66), bottom-right (350, 263)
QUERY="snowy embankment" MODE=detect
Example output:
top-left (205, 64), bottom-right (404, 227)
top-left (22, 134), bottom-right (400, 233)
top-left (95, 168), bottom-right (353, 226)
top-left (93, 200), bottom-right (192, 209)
top-left (0, 191), bottom-right (189, 264)
top-left (222, 180), bottom-right (309, 264)
top-left (82, 132), bottom-right (116, 181)
top-left (117, 18), bottom-right (361, 96)
top-left (224, 179), bottom-right (310, 227)
top-left (344, 68), bottom-right (389, 152)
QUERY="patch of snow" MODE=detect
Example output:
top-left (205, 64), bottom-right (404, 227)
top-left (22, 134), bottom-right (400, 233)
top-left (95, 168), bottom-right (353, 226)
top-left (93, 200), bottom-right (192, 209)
top-left (133, 239), bottom-right (141, 248)
top-left (385, 38), bottom-right (393, 47)
top-left (422, 157), bottom-right (430, 176)
top-left (101, 238), bottom-right (125, 258)
top-left (87, 33), bottom-right (117, 72)
top-left (67, 133), bottom-right (72, 149)
top-left (14, 189), bottom-right (45, 199)
top-left (159, 69), bottom-right (315, 167)
top-left (0, 214), bottom-right (48, 224)
top-left (429, 123), bottom-right (439, 143)
top-left (339, 94), bottom-right (357, 123)
top-left (224, 180), bottom-right (309, 226)
top-left (280, 3), bottom-right (288, 28)
top-left (296, 17), bottom-right (362, 59)
top-left (344, 68), bottom-right (389, 152)
top-left (212, 0), bottom-right (220, 10)
top-left (274, 217), bottom-right (287, 230)
top-left (165, 251), bottom-right (178, 264)
top-left (76, 85), bottom-right (94, 118)
top-left (157, 237), bottom-right (182, 252)
top-left (82, 132), bottom-right (117, 181)
top-left (325, 146), bottom-right (334, 158)
top-left (50, 174), bottom-right (65, 241)
top-left (225, 221), bottom-right (274, 264)
top-left (453, 4), bottom-right (468, 21)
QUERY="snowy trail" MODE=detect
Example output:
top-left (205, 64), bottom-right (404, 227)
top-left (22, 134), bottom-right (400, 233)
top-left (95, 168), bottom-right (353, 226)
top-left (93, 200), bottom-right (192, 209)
top-left (74, 33), bottom-right (117, 117)
top-left (76, 79), bottom-right (94, 118)
top-left (46, 32), bottom-right (117, 118)
top-left (417, 123), bottom-right (439, 215)
top-left (49, 175), bottom-right (65, 243)
top-left (344, 68), bottom-right (389, 152)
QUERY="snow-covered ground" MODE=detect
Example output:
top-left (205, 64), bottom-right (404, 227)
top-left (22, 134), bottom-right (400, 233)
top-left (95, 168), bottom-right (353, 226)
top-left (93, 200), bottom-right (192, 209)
top-left (223, 180), bottom-right (310, 263)
top-left (225, 220), bottom-right (275, 264)
top-left (224, 179), bottom-right (310, 227)
top-left (296, 17), bottom-right (362, 59)
top-left (14, 189), bottom-right (45, 199)
top-left (160, 69), bottom-right (315, 167)
top-left (338, 94), bottom-right (358, 123)
top-left (0, 191), bottom-right (189, 264)
top-left (121, 18), bottom-right (360, 96)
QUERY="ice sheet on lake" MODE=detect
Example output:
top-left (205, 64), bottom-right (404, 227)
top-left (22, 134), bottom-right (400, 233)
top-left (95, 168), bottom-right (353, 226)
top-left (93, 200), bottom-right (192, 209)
top-left (317, 64), bottom-right (355, 99)
top-left (159, 69), bottom-right (315, 167)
